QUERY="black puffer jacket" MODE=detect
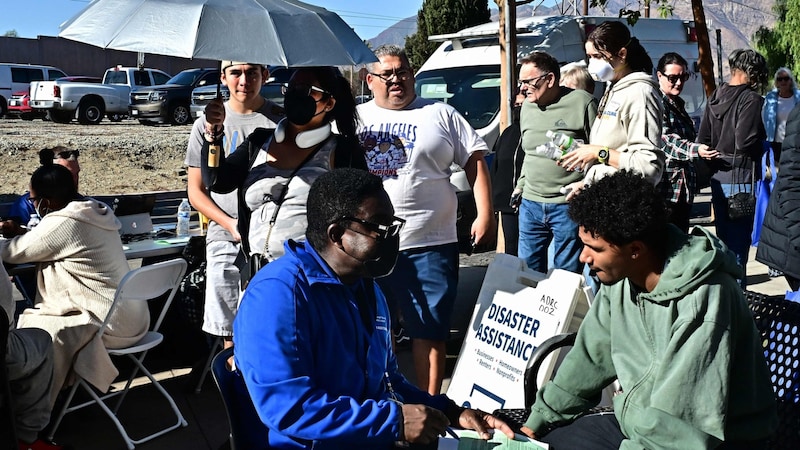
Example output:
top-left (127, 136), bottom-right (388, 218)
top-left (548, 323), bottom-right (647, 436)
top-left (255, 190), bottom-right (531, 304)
top-left (756, 104), bottom-right (800, 279)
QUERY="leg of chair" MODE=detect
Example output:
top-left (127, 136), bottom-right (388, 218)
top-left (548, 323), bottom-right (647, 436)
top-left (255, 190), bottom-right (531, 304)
top-left (45, 381), bottom-right (80, 442)
top-left (125, 355), bottom-right (188, 446)
top-left (195, 337), bottom-right (223, 393)
top-left (111, 350), bottom-right (150, 415)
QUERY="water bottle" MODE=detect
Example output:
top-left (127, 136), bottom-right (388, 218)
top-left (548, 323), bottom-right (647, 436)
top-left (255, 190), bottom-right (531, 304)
top-left (545, 130), bottom-right (582, 155)
top-left (26, 213), bottom-right (41, 229)
top-left (177, 198), bottom-right (191, 237)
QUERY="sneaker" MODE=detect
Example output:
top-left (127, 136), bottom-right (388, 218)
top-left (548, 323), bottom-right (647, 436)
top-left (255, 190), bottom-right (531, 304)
top-left (18, 439), bottom-right (73, 450)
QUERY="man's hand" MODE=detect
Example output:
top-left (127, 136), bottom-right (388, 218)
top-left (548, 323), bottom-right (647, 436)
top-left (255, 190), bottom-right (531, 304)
top-left (520, 425), bottom-right (537, 439)
top-left (697, 145), bottom-right (720, 160)
top-left (470, 212), bottom-right (496, 248)
top-left (456, 409), bottom-right (516, 440)
top-left (219, 215), bottom-right (241, 242)
top-left (401, 404), bottom-right (449, 444)
top-left (563, 180), bottom-right (585, 202)
top-left (204, 98), bottom-right (226, 134)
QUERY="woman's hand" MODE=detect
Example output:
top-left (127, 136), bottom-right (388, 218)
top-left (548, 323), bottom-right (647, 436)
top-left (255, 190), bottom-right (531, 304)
top-left (558, 144), bottom-right (604, 172)
top-left (456, 409), bottom-right (516, 440)
top-left (563, 180), bottom-right (585, 202)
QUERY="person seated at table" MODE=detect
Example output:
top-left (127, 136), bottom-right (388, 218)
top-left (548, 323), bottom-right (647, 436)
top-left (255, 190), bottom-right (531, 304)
top-left (2, 256), bottom-right (67, 450)
top-left (0, 146), bottom-right (81, 237)
top-left (0, 164), bottom-right (148, 407)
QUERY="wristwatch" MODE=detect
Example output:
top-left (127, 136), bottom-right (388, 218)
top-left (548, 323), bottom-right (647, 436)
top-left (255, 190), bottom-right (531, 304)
top-left (598, 147), bottom-right (610, 165)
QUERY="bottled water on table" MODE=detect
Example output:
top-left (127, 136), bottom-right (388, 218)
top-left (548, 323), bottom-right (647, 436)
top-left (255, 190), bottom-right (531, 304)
top-left (177, 198), bottom-right (191, 237)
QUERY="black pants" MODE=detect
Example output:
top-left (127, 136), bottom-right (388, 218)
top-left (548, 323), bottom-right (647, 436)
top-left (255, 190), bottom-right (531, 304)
top-left (539, 412), bottom-right (767, 449)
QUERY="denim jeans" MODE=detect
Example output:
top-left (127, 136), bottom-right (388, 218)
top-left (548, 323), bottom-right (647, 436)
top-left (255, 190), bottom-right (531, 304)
top-left (710, 179), bottom-right (753, 288)
top-left (517, 198), bottom-right (582, 274)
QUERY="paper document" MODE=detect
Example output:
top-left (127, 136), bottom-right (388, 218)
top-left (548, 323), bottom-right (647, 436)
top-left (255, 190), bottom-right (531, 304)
top-left (438, 430), bottom-right (548, 450)
top-left (154, 237), bottom-right (191, 245)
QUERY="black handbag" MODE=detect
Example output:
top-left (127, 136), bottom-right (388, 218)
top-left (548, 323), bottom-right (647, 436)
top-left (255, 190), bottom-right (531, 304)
top-left (727, 148), bottom-right (756, 220)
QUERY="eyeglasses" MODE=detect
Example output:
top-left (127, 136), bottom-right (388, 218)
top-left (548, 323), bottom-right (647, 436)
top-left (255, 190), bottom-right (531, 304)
top-left (777, 76), bottom-right (791, 82)
top-left (339, 216), bottom-right (406, 240)
top-left (662, 73), bottom-right (690, 84)
top-left (281, 83), bottom-right (331, 98)
top-left (369, 69), bottom-right (412, 84)
top-left (54, 150), bottom-right (80, 160)
top-left (517, 73), bottom-right (550, 89)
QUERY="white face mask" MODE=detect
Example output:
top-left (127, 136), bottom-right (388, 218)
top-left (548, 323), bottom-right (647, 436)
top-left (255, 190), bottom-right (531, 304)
top-left (588, 58), bottom-right (615, 82)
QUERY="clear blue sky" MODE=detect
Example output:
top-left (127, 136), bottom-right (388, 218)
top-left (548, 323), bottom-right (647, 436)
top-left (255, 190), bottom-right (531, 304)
top-left (1, 0), bottom-right (482, 42)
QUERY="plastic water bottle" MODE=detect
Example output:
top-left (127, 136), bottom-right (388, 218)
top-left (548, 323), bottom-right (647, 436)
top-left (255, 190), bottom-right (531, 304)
top-left (545, 130), bottom-right (582, 155)
top-left (177, 198), bottom-right (191, 237)
top-left (26, 213), bottom-right (41, 229)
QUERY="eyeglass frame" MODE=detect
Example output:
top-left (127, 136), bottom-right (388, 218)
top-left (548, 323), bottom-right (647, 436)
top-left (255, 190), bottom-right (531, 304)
top-left (368, 68), bottom-right (413, 84)
top-left (660, 72), bottom-right (691, 85)
top-left (517, 72), bottom-right (551, 89)
top-left (338, 215), bottom-right (406, 240)
top-left (776, 76), bottom-right (791, 82)
top-left (281, 83), bottom-right (331, 98)
top-left (54, 150), bottom-right (80, 161)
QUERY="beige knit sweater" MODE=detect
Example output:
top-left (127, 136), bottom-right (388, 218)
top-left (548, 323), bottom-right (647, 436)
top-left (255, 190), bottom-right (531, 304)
top-left (0, 199), bottom-right (149, 404)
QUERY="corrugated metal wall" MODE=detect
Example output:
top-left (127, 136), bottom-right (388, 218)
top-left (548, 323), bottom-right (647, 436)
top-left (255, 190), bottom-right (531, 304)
top-left (0, 35), bottom-right (217, 78)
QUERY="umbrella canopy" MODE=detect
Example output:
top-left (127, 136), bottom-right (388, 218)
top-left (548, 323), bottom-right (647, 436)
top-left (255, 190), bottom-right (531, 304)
top-left (59, 0), bottom-right (377, 67)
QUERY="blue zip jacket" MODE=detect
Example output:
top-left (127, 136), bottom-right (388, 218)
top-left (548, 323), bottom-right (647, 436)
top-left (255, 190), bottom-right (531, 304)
top-left (234, 239), bottom-right (450, 449)
top-left (761, 88), bottom-right (800, 142)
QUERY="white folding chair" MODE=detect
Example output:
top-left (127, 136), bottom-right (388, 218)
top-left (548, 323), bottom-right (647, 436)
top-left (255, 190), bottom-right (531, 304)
top-left (47, 258), bottom-right (189, 449)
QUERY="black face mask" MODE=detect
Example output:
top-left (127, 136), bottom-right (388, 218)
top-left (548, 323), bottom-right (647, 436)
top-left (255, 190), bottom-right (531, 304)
top-left (362, 233), bottom-right (400, 278)
top-left (284, 90), bottom-right (321, 125)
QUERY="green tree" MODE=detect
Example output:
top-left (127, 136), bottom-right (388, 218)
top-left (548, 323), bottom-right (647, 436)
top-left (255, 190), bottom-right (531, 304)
top-left (3, 29), bottom-right (18, 37)
top-left (404, 0), bottom-right (490, 69)
top-left (754, 0), bottom-right (797, 76)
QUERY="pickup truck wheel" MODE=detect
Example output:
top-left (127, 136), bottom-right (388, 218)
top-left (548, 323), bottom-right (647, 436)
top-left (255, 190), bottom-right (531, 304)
top-left (50, 110), bottom-right (73, 123)
top-left (169, 103), bottom-right (191, 125)
top-left (107, 113), bottom-right (126, 122)
top-left (78, 99), bottom-right (104, 124)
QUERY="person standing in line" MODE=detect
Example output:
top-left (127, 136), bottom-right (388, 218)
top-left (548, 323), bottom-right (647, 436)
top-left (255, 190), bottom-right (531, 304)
top-left (490, 92), bottom-right (525, 256)
top-left (559, 61), bottom-right (596, 95)
top-left (512, 51), bottom-right (596, 274)
top-left (357, 44), bottom-right (495, 395)
top-left (762, 67), bottom-right (800, 164)
top-left (558, 21), bottom-right (665, 194)
top-left (757, 103), bottom-right (800, 291)
top-left (697, 49), bottom-right (768, 288)
top-left (234, 168), bottom-right (514, 449)
top-left (520, 171), bottom-right (777, 449)
top-left (655, 52), bottom-right (720, 232)
top-left (184, 61), bottom-right (282, 351)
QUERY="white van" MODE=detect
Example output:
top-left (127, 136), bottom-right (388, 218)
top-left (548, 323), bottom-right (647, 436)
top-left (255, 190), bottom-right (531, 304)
top-left (415, 15), bottom-right (705, 150)
top-left (0, 63), bottom-right (68, 117)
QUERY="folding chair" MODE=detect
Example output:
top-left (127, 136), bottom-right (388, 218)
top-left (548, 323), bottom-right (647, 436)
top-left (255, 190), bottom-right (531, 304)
top-left (46, 258), bottom-right (189, 449)
top-left (744, 290), bottom-right (800, 450)
top-left (1, 308), bottom-right (18, 450)
top-left (211, 347), bottom-right (269, 450)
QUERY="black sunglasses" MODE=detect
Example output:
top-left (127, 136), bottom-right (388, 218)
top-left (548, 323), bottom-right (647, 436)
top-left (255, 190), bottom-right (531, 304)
top-left (339, 216), bottom-right (406, 240)
top-left (662, 73), bottom-right (690, 84)
top-left (281, 83), bottom-right (330, 98)
top-left (777, 76), bottom-right (791, 82)
top-left (55, 150), bottom-right (80, 160)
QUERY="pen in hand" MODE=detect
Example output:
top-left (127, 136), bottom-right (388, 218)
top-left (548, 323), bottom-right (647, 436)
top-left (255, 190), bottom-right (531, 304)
top-left (445, 427), bottom-right (460, 440)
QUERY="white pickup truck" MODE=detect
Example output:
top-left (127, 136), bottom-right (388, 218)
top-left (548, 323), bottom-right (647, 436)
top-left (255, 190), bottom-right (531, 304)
top-left (30, 66), bottom-right (171, 124)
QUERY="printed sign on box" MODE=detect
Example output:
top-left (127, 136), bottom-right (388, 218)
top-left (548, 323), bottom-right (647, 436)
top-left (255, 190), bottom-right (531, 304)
top-left (446, 255), bottom-right (588, 412)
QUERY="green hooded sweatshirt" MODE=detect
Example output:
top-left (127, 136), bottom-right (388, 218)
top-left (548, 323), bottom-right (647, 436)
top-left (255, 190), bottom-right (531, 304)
top-left (524, 225), bottom-right (777, 449)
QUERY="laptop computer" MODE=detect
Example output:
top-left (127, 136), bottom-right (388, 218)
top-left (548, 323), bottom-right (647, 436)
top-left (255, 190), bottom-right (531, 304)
top-left (105, 194), bottom-right (156, 237)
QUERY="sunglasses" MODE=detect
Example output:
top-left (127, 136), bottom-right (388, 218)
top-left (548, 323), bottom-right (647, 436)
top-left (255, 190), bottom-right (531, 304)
top-left (54, 150), bottom-right (80, 160)
top-left (777, 76), bottom-right (791, 82)
top-left (662, 73), bottom-right (690, 84)
top-left (339, 216), bottom-right (406, 240)
top-left (517, 73), bottom-right (550, 89)
top-left (281, 83), bottom-right (330, 98)
top-left (369, 68), bottom-right (412, 84)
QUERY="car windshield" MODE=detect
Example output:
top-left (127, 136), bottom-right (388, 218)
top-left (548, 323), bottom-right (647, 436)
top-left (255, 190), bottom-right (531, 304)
top-left (415, 66), bottom-right (501, 130)
top-left (167, 70), bottom-right (204, 86)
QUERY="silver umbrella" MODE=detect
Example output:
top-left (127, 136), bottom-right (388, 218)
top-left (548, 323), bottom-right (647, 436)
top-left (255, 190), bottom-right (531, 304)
top-left (58, 0), bottom-right (377, 67)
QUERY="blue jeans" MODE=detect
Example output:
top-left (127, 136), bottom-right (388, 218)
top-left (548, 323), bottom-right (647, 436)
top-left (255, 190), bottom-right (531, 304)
top-left (518, 199), bottom-right (582, 274)
top-left (710, 179), bottom-right (753, 288)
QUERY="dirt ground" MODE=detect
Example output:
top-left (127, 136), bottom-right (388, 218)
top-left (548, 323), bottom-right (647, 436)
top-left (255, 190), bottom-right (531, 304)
top-left (0, 117), bottom-right (190, 200)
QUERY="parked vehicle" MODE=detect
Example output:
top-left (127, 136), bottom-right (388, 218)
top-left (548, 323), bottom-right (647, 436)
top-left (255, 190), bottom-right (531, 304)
top-left (8, 77), bottom-right (103, 120)
top-left (29, 66), bottom-right (171, 124)
top-left (415, 15), bottom-right (705, 150)
top-left (189, 67), bottom-right (295, 120)
top-left (130, 68), bottom-right (219, 125)
top-left (0, 63), bottom-right (67, 117)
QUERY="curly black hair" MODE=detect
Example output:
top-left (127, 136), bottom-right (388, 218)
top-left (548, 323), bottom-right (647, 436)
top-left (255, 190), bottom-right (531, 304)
top-left (569, 171), bottom-right (668, 256)
top-left (306, 168), bottom-right (385, 251)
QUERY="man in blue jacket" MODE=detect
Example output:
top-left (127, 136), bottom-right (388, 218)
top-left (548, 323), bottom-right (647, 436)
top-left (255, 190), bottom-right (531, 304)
top-left (234, 168), bottom-right (514, 449)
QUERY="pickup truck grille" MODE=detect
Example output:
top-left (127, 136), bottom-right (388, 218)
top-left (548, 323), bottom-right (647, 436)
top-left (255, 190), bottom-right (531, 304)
top-left (130, 92), bottom-right (152, 104)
